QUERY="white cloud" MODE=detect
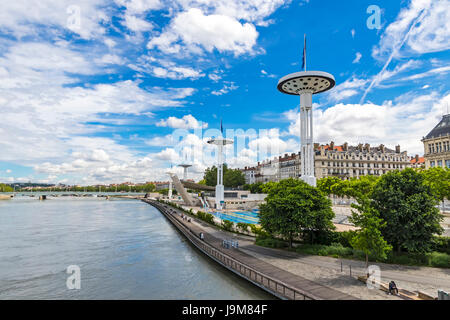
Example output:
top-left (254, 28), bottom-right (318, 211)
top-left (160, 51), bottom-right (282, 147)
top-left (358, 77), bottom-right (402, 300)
top-left (115, 0), bottom-right (163, 15)
top-left (157, 114), bottom-right (208, 129)
top-left (129, 57), bottom-right (205, 80)
top-left (155, 148), bottom-right (181, 162)
top-left (211, 82), bottom-right (239, 96)
top-left (0, 41), bottom-right (196, 184)
top-left (327, 77), bottom-right (368, 102)
top-left (352, 52), bottom-right (362, 64)
top-left (364, 0), bottom-right (450, 103)
top-left (178, 0), bottom-right (286, 23)
top-left (351, 29), bottom-right (355, 38)
top-left (95, 54), bottom-right (125, 65)
top-left (208, 73), bottom-right (222, 82)
top-left (373, 0), bottom-right (450, 60)
top-left (261, 69), bottom-right (277, 78)
top-left (286, 91), bottom-right (450, 155)
top-left (400, 65), bottom-right (450, 81)
top-left (148, 8), bottom-right (259, 56)
top-left (0, 0), bottom-right (108, 40)
top-left (123, 14), bottom-right (154, 32)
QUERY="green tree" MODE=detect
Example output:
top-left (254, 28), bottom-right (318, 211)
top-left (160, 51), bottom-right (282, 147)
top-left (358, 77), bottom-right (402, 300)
top-left (204, 165), bottom-right (222, 186)
top-left (317, 177), bottom-right (342, 196)
top-left (371, 168), bottom-right (443, 253)
top-left (243, 182), bottom-right (264, 194)
top-left (0, 184), bottom-right (13, 192)
top-left (223, 169), bottom-right (245, 188)
top-left (349, 198), bottom-right (392, 268)
top-left (421, 167), bottom-right (450, 210)
top-left (142, 183), bottom-right (156, 192)
top-left (203, 165), bottom-right (245, 188)
top-left (341, 175), bottom-right (379, 201)
top-left (259, 179), bottom-right (335, 248)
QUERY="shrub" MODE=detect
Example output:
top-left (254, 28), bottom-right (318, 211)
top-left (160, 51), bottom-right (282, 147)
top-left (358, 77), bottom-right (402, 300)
top-left (196, 211), bottom-right (215, 226)
top-left (308, 230), bottom-right (354, 247)
top-left (249, 225), bottom-right (270, 238)
top-left (255, 237), bottom-right (288, 248)
top-left (294, 243), bottom-right (353, 257)
top-left (236, 222), bottom-right (250, 233)
top-left (429, 252), bottom-right (450, 268)
top-left (222, 220), bottom-right (234, 232)
top-left (432, 236), bottom-right (450, 254)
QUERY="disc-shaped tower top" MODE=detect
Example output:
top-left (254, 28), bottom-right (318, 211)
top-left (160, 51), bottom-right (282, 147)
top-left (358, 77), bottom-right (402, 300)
top-left (178, 164), bottom-right (192, 168)
top-left (277, 71), bottom-right (335, 95)
top-left (207, 138), bottom-right (234, 146)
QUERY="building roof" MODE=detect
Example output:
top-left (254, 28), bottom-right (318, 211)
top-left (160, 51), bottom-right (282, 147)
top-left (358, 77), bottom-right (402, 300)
top-left (410, 157), bottom-right (425, 165)
top-left (425, 114), bottom-right (450, 140)
top-left (322, 145), bottom-right (344, 152)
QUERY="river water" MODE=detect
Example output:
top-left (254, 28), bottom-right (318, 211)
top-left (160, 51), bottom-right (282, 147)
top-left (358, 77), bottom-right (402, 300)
top-left (0, 196), bottom-right (272, 299)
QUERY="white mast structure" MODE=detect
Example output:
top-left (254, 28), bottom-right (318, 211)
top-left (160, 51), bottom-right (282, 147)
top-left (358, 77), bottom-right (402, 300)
top-left (178, 164), bottom-right (192, 180)
top-left (166, 166), bottom-right (174, 200)
top-left (277, 38), bottom-right (335, 186)
top-left (207, 136), bottom-right (233, 210)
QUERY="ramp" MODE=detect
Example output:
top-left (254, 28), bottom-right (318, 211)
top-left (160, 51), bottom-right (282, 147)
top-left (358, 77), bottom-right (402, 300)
top-left (169, 173), bottom-right (195, 206)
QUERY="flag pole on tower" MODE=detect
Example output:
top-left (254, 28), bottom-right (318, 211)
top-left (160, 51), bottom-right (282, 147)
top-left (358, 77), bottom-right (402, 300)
top-left (302, 34), bottom-right (307, 71)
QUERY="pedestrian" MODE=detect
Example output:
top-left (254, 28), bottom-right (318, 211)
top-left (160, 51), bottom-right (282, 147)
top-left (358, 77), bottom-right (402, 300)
top-left (388, 281), bottom-right (398, 295)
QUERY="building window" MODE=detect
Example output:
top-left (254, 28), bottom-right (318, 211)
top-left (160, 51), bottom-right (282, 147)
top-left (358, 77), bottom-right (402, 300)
top-left (446, 160), bottom-right (450, 169)
top-left (430, 161), bottom-right (435, 168)
top-left (438, 160), bottom-right (443, 167)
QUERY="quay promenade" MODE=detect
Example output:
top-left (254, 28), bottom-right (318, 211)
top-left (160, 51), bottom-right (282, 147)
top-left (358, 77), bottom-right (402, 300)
top-left (143, 199), bottom-right (357, 300)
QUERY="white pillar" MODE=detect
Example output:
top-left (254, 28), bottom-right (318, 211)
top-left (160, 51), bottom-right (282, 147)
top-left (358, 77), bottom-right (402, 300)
top-left (216, 144), bottom-right (224, 210)
top-left (168, 180), bottom-right (173, 199)
top-left (183, 167), bottom-right (187, 180)
top-left (300, 91), bottom-right (316, 186)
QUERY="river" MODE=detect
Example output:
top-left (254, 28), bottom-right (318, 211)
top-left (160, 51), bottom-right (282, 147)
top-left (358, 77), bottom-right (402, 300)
top-left (0, 196), bottom-right (272, 299)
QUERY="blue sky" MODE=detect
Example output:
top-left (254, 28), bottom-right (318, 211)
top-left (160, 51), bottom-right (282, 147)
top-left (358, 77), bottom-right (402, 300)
top-left (0, 0), bottom-right (449, 185)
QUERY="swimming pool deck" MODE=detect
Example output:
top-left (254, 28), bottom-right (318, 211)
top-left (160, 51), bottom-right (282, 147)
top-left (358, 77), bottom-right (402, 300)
top-left (144, 199), bottom-right (357, 300)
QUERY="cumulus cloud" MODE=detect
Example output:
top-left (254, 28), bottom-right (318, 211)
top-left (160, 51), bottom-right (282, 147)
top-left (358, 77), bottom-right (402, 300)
top-left (148, 8), bottom-right (259, 55)
top-left (0, 41), bottom-right (195, 183)
top-left (285, 91), bottom-right (450, 155)
top-left (0, 0), bottom-right (109, 40)
top-left (122, 14), bottom-right (154, 32)
top-left (157, 114), bottom-right (208, 129)
top-left (115, 0), bottom-right (163, 15)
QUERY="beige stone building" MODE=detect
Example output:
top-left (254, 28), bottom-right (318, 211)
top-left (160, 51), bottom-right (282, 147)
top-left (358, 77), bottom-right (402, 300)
top-left (422, 114), bottom-right (450, 169)
top-left (314, 142), bottom-right (410, 180)
top-left (241, 142), bottom-right (411, 183)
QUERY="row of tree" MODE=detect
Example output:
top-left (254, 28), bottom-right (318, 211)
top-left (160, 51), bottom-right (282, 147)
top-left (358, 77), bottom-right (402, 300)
top-left (259, 167), bottom-right (449, 267)
top-left (16, 183), bottom-right (157, 193)
top-left (0, 184), bottom-right (13, 192)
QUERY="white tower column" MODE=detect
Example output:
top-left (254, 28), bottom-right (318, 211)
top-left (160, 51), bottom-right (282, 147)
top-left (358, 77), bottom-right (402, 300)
top-left (277, 70), bottom-right (335, 187)
top-left (300, 91), bottom-right (316, 186)
top-left (216, 144), bottom-right (224, 210)
top-left (207, 137), bottom-right (233, 211)
top-left (168, 180), bottom-right (173, 199)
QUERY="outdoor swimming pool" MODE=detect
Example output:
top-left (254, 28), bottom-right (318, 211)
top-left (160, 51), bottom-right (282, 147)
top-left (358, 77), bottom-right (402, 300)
top-left (212, 209), bottom-right (260, 225)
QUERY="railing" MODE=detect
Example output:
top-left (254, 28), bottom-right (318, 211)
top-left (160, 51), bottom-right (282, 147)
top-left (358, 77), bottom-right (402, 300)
top-left (145, 199), bottom-right (319, 300)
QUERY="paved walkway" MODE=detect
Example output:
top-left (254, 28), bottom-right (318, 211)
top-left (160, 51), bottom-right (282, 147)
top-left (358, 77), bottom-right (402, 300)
top-left (177, 207), bottom-right (450, 299)
top-left (147, 200), bottom-right (357, 300)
